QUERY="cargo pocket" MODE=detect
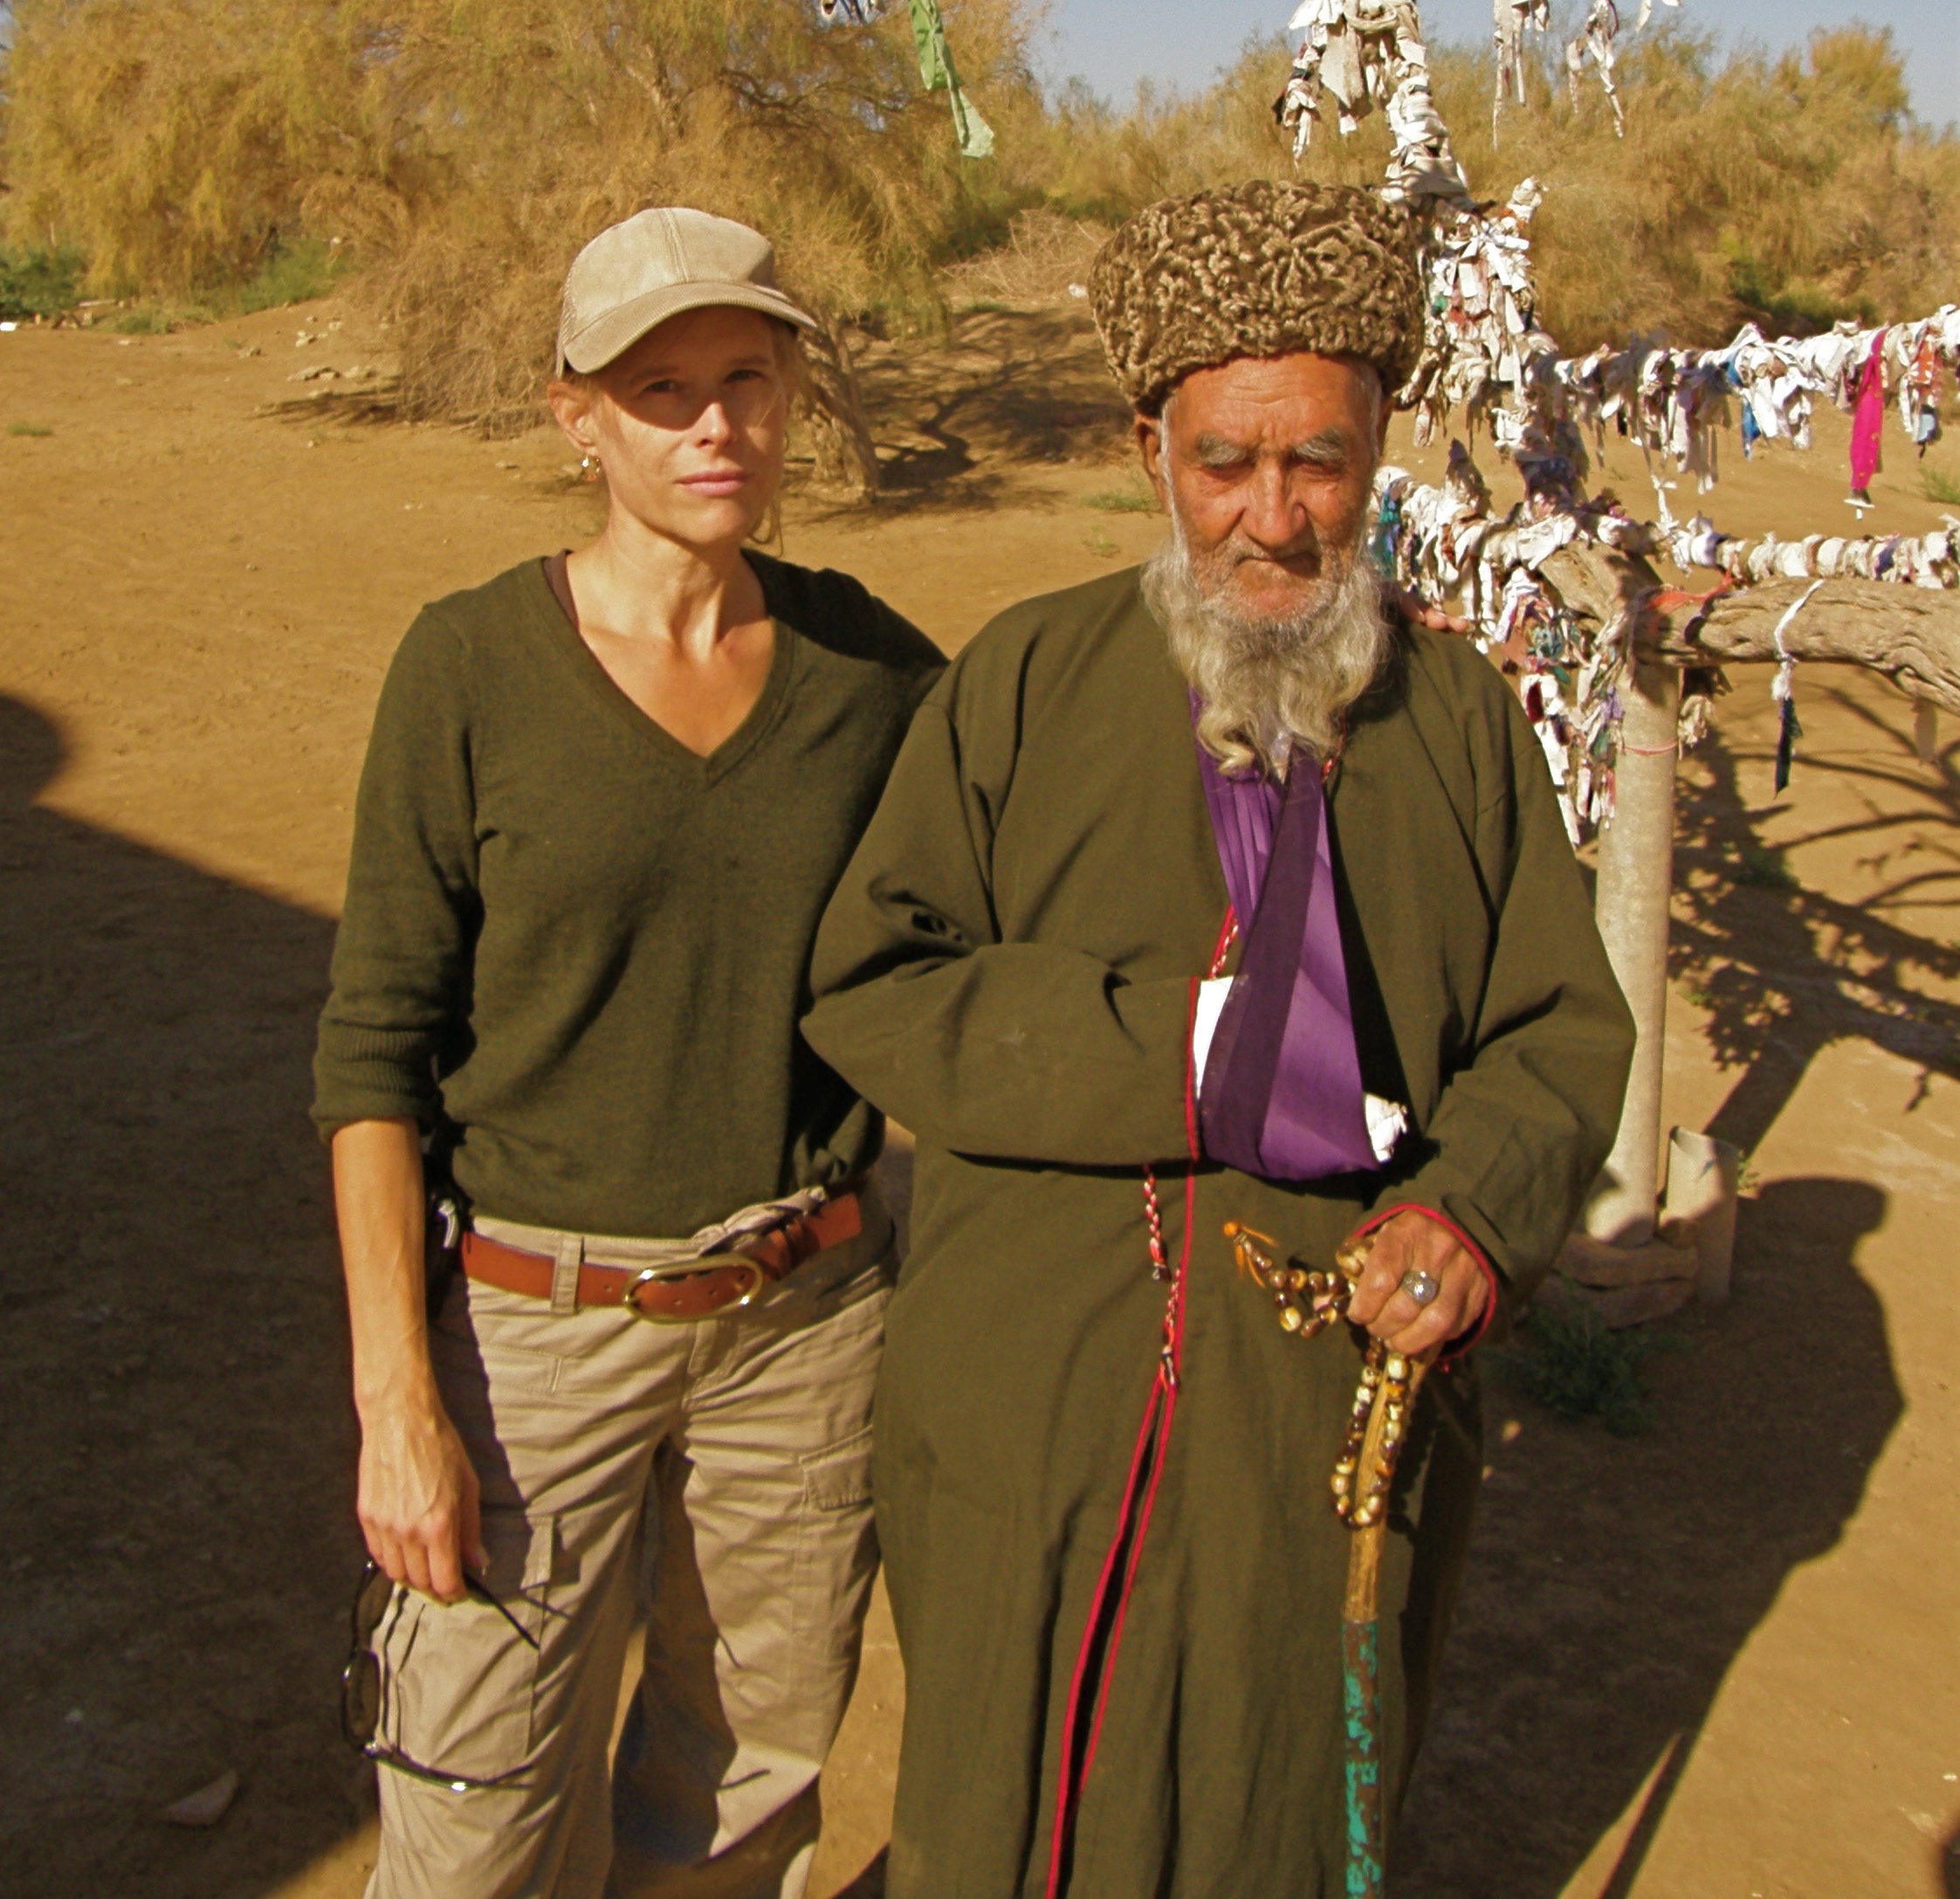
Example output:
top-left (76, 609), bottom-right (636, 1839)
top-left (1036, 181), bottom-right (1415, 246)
top-left (801, 1423), bottom-right (877, 1513)
top-left (376, 1505), bottom-right (554, 1782)
top-left (792, 1425), bottom-right (880, 1706)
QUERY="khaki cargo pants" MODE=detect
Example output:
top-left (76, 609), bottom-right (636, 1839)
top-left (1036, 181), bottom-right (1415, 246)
top-left (364, 1201), bottom-right (893, 1899)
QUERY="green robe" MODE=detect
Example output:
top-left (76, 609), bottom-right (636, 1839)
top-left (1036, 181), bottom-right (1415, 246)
top-left (803, 568), bottom-right (1633, 1898)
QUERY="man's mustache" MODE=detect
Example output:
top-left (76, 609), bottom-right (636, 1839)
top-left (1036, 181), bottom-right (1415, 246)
top-left (1195, 536), bottom-right (1330, 578)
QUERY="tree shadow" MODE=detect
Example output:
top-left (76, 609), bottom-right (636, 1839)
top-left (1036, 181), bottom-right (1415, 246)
top-left (0, 695), bottom-right (362, 1896)
top-left (1390, 1174), bottom-right (1901, 1896)
top-left (1392, 684), bottom-right (1943, 1891)
top-left (833, 306), bottom-right (1131, 517)
top-left (1668, 688), bottom-right (1959, 1158)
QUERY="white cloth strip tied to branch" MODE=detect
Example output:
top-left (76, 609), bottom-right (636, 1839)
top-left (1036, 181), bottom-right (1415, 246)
top-left (1565, 0), bottom-right (1626, 137)
top-left (1424, 295), bottom-right (1960, 499)
top-left (1767, 581), bottom-right (1824, 790)
top-left (1491, 0), bottom-right (1548, 141)
top-left (1375, 449), bottom-right (1644, 845)
top-left (1546, 306), bottom-right (1960, 500)
top-left (1399, 179), bottom-right (1558, 451)
top-left (1269, 0), bottom-right (1957, 501)
top-left (1661, 512), bottom-right (1960, 588)
top-left (1372, 444), bottom-right (1960, 843)
top-left (1273, 1), bottom-right (1472, 203)
top-left (1410, 294), bottom-right (1960, 501)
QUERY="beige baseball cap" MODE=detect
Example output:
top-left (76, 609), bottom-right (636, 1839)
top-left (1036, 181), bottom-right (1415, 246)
top-left (554, 207), bottom-right (817, 375)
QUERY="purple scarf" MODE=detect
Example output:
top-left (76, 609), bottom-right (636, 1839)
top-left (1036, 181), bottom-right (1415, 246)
top-left (1193, 698), bottom-right (1379, 1180)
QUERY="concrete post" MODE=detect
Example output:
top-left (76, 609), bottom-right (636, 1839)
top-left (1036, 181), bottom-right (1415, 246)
top-left (1585, 651), bottom-right (1681, 1244)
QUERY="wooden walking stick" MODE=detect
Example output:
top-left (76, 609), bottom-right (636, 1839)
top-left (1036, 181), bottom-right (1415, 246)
top-left (1332, 1345), bottom-right (1434, 1890)
top-left (1225, 1222), bottom-right (1434, 1899)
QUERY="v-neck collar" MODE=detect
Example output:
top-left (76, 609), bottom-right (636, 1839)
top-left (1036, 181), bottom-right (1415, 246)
top-left (527, 553), bottom-right (795, 785)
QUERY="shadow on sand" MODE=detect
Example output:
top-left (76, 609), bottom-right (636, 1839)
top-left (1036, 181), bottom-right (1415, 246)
top-left (1391, 705), bottom-right (1949, 1896)
top-left (839, 307), bottom-right (1132, 518)
top-left (1390, 1173), bottom-right (1899, 1897)
top-left (1671, 687), bottom-right (1959, 1154)
top-left (0, 695), bottom-right (363, 1897)
top-left (1, 670), bottom-right (1943, 1897)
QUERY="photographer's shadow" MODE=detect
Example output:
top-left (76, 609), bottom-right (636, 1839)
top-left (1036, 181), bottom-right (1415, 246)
top-left (0, 694), bottom-right (357, 1896)
top-left (1391, 1174), bottom-right (1899, 1897)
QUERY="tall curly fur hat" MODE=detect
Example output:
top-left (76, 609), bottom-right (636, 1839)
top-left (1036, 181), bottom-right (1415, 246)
top-left (1089, 180), bottom-right (1423, 415)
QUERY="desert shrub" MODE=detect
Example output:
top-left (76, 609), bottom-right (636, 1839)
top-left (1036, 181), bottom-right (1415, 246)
top-left (3, 0), bottom-right (1041, 446)
top-left (0, 244), bottom-right (87, 320)
top-left (1462, 25), bottom-right (1960, 349)
top-left (2, 1), bottom-right (402, 296)
top-left (344, 0), bottom-right (1044, 433)
top-left (92, 238), bottom-right (346, 332)
top-left (3, 4), bottom-right (1952, 419)
top-left (1014, 22), bottom-right (1958, 354)
top-left (225, 236), bottom-right (346, 314)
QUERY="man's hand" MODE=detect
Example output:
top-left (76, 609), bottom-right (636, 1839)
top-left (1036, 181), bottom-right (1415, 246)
top-left (1344, 1210), bottom-right (1489, 1358)
top-left (1386, 584), bottom-right (1472, 636)
top-left (357, 1397), bottom-right (483, 1604)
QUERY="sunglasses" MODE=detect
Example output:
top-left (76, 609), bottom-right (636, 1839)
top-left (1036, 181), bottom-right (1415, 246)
top-left (340, 1559), bottom-right (539, 1792)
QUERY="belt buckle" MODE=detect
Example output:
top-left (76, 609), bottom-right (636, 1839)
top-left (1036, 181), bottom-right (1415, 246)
top-left (622, 1253), bottom-right (766, 1324)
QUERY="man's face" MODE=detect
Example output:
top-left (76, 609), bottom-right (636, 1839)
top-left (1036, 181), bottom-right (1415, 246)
top-left (1136, 352), bottom-right (1387, 627)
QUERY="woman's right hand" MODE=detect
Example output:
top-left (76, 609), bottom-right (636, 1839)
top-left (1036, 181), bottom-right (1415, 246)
top-left (332, 1117), bottom-right (485, 1604)
top-left (357, 1394), bottom-right (484, 1603)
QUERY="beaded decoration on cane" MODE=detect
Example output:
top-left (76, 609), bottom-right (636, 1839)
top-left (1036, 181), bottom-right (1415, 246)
top-left (1223, 1222), bottom-right (1413, 1529)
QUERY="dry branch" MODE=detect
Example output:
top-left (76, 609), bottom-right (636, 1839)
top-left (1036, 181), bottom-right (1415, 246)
top-left (796, 317), bottom-right (882, 500)
top-left (1642, 579), bottom-right (1960, 716)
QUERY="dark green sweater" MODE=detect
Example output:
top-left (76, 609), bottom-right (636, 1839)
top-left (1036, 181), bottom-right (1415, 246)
top-left (313, 552), bottom-right (943, 1237)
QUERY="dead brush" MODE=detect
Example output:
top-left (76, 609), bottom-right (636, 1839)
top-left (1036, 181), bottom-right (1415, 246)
top-left (940, 210), bottom-right (1111, 308)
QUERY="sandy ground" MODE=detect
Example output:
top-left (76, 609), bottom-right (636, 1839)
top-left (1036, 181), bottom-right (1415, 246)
top-left (2, 296), bottom-right (1957, 1899)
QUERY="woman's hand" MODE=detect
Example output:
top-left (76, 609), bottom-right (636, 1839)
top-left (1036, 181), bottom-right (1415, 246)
top-left (332, 1117), bottom-right (483, 1603)
top-left (357, 1393), bottom-right (483, 1604)
top-left (1344, 1209), bottom-right (1490, 1359)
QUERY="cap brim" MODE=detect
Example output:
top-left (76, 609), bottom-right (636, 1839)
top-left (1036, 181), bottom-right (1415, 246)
top-left (557, 283), bottom-right (818, 375)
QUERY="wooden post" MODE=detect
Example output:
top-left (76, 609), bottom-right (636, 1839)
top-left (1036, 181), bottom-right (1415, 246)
top-left (1639, 578), bottom-right (1960, 716)
top-left (1530, 559), bottom-right (1960, 1256)
top-left (1584, 648), bottom-right (1681, 1244)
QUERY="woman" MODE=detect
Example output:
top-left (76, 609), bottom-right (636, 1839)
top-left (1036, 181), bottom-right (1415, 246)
top-left (313, 207), bottom-right (942, 1899)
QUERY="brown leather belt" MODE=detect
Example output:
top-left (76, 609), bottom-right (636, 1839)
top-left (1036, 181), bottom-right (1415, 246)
top-left (458, 1191), bottom-right (865, 1324)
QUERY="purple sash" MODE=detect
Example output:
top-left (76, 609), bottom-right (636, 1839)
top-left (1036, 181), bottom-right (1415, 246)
top-left (1193, 698), bottom-right (1379, 1180)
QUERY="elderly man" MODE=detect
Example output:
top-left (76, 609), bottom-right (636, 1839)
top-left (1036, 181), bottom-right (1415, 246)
top-left (802, 181), bottom-right (1633, 1896)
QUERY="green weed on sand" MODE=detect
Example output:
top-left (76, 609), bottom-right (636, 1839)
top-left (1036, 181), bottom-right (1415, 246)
top-left (1733, 845), bottom-right (1798, 889)
top-left (1495, 1302), bottom-right (1661, 1436)
top-left (1082, 486), bottom-right (1153, 513)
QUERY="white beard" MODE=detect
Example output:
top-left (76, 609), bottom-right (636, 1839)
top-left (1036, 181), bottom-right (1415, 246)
top-left (1144, 500), bottom-right (1390, 779)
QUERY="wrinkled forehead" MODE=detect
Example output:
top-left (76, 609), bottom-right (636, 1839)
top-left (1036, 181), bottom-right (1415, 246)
top-left (1162, 350), bottom-right (1384, 448)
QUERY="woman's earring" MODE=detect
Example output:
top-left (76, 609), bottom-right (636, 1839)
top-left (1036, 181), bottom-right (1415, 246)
top-left (579, 455), bottom-right (598, 482)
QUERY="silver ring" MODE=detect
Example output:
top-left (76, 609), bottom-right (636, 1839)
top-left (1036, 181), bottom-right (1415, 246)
top-left (1399, 1268), bottom-right (1441, 1307)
